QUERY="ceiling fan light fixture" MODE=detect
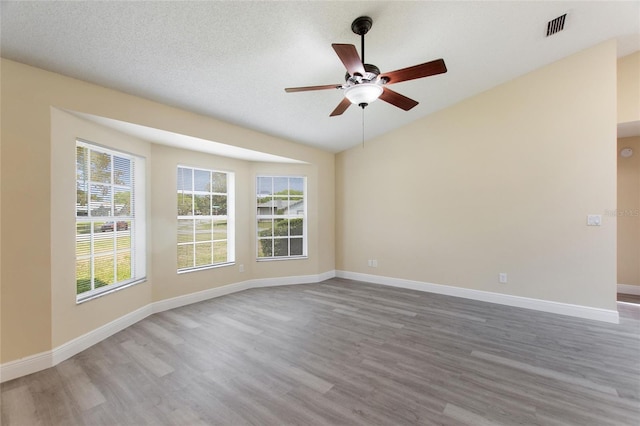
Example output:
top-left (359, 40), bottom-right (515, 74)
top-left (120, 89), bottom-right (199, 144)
top-left (344, 83), bottom-right (383, 106)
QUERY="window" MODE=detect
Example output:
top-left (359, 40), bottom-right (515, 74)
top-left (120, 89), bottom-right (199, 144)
top-left (75, 140), bottom-right (146, 302)
top-left (177, 166), bottom-right (234, 272)
top-left (257, 176), bottom-right (307, 259)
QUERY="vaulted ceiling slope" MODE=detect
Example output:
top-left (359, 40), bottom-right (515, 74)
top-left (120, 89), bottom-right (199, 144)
top-left (1, 1), bottom-right (638, 152)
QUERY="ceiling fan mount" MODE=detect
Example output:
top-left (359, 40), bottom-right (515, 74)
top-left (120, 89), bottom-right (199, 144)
top-left (285, 15), bottom-right (447, 116)
top-left (351, 15), bottom-right (373, 37)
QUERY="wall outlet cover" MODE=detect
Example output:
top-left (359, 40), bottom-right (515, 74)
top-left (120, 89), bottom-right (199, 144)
top-left (587, 215), bottom-right (602, 226)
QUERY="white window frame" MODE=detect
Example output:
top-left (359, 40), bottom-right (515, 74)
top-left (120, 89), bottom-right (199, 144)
top-left (256, 175), bottom-right (307, 260)
top-left (75, 139), bottom-right (146, 303)
top-left (177, 165), bottom-right (235, 273)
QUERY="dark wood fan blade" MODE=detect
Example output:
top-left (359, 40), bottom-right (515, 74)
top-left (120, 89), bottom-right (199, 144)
top-left (379, 87), bottom-right (419, 111)
top-left (332, 44), bottom-right (365, 77)
top-left (330, 97), bottom-right (352, 117)
top-left (380, 59), bottom-right (447, 85)
top-left (285, 84), bottom-right (342, 93)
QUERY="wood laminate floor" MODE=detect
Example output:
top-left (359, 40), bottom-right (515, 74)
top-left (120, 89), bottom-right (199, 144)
top-left (2, 278), bottom-right (639, 425)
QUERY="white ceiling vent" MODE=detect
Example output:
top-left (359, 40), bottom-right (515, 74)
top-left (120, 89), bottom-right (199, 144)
top-left (546, 14), bottom-right (567, 37)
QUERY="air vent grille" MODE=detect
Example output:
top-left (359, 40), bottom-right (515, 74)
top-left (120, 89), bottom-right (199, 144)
top-left (546, 14), bottom-right (567, 37)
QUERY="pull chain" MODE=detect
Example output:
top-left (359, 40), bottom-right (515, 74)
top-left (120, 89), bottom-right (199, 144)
top-left (362, 107), bottom-right (365, 148)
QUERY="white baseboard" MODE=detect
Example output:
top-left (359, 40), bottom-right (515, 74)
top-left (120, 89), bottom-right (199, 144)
top-left (0, 304), bottom-right (153, 384)
top-left (151, 281), bottom-right (252, 314)
top-left (151, 270), bottom-right (336, 314)
top-left (52, 305), bottom-right (154, 366)
top-left (336, 270), bottom-right (619, 324)
top-left (1, 270), bottom-right (336, 383)
top-left (0, 351), bottom-right (53, 384)
top-left (618, 283), bottom-right (640, 295)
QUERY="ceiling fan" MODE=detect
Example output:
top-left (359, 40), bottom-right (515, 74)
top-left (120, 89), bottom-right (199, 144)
top-left (285, 16), bottom-right (447, 117)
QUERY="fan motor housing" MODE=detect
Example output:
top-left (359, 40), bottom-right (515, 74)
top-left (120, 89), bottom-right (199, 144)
top-left (345, 63), bottom-right (381, 84)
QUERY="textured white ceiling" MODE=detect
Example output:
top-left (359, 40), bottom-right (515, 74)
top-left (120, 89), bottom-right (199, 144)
top-left (2, 1), bottom-right (639, 152)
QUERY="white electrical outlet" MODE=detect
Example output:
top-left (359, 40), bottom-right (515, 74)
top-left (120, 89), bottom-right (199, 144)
top-left (499, 273), bottom-right (508, 284)
top-left (239, 264), bottom-right (245, 273)
top-left (372, 260), bottom-right (378, 268)
top-left (587, 215), bottom-right (602, 226)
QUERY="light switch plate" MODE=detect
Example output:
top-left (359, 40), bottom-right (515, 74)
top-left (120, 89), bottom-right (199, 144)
top-left (587, 214), bottom-right (602, 226)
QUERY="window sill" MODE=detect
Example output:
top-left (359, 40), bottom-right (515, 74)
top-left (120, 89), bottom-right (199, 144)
top-left (256, 256), bottom-right (308, 262)
top-left (178, 261), bottom-right (235, 275)
top-left (76, 278), bottom-right (147, 304)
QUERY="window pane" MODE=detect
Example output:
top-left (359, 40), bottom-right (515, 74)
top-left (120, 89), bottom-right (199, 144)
top-left (258, 239), bottom-right (272, 257)
top-left (289, 196), bottom-right (304, 216)
top-left (213, 220), bottom-right (227, 241)
top-left (94, 255), bottom-right (115, 287)
top-left (76, 146), bottom-right (88, 180)
top-left (90, 184), bottom-right (112, 216)
top-left (257, 176), bottom-right (272, 196)
top-left (76, 221), bottom-right (91, 237)
top-left (194, 194), bottom-right (211, 216)
top-left (77, 146), bottom-right (89, 216)
top-left (257, 198), bottom-right (274, 215)
top-left (258, 219), bottom-right (273, 237)
top-left (178, 219), bottom-right (194, 243)
top-left (274, 219), bottom-right (288, 236)
top-left (214, 241), bottom-right (227, 263)
top-left (76, 258), bottom-right (91, 294)
top-left (113, 156), bottom-right (131, 186)
top-left (177, 167), bottom-right (193, 191)
top-left (195, 242), bottom-right (212, 267)
top-left (177, 193), bottom-right (193, 216)
top-left (290, 177), bottom-right (304, 194)
top-left (90, 150), bottom-right (111, 183)
top-left (290, 218), bottom-right (303, 236)
top-left (117, 224), bottom-right (131, 250)
top-left (274, 239), bottom-right (288, 257)
top-left (114, 188), bottom-right (131, 216)
top-left (274, 177), bottom-right (288, 195)
top-left (116, 251), bottom-right (132, 282)
top-left (274, 198), bottom-right (288, 215)
top-left (177, 244), bottom-right (194, 269)
top-left (212, 172), bottom-right (227, 193)
top-left (94, 231), bottom-right (114, 254)
top-left (212, 195), bottom-right (227, 216)
top-left (290, 238), bottom-right (303, 256)
top-left (194, 169), bottom-right (210, 192)
top-left (195, 218), bottom-right (212, 242)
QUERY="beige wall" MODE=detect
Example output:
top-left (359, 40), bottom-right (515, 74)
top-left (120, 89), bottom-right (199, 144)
top-left (617, 136), bottom-right (640, 286)
top-left (1, 59), bottom-right (335, 363)
top-left (336, 41), bottom-right (618, 310)
top-left (617, 51), bottom-right (640, 124)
